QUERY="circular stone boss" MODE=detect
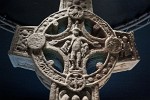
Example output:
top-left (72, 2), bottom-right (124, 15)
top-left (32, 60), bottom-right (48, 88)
top-left (27, 33), bottom-right (46, 50)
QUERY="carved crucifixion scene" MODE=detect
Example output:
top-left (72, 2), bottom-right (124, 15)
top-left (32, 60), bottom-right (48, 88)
top-left (8, 0), bottom-right (140, 100)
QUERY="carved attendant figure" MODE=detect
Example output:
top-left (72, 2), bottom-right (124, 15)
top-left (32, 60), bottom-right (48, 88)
top-left (49, 22), bottom-right (99, 70)
top-left (81, 43), bottom-right (89, 57)
top-left (121, 36), bottom-right (132, 57)
top-left (61, 40), bottom-right (71, 53)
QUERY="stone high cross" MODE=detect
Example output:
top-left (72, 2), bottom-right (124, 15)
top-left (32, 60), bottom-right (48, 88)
top-left (9, 0), bottom-right (140, 100)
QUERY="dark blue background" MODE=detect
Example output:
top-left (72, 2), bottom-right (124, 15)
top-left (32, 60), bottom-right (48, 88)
top-left (101, 24), bottom-right (150, 100)
top-left (0, 0), bottom-right (150, 100)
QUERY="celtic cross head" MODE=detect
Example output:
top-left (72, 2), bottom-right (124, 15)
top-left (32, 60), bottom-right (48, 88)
top-left (9, 0), bottom-right (140, 100)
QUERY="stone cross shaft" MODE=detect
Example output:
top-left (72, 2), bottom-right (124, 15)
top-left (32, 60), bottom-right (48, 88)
top-left (9, 0), bottom-right (140, 100)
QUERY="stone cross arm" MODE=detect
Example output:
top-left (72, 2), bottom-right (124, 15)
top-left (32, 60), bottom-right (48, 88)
top-left (9, 26), bottom-right (139, 73)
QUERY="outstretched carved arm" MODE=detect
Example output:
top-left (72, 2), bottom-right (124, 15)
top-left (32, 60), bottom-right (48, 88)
top-left (81, 37), bottom-right (101, 47)
top-left (49, 35), bottom-right (72, 45)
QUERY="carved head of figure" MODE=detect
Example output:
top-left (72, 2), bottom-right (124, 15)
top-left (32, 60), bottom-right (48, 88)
top-left (71, 27), bottom-right (81, 37)
top-left (66, 40), bottom-right (71, 45)
top-left (72, 95), bottom-right (80, 100)
top-left (82, 96), bottom-right (89, 100)
top-left (71, 21), bottom-right (81, 37)
top-left (122, 36), bottom-right (128, 42)
top-left (83, 43), bottom-right (88, 49)
top-left (21, 29), bottom-right (28, 36)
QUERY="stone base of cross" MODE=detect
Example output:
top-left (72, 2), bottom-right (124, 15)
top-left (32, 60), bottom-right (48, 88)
top-left (8, 0), bottom-right (140, 100)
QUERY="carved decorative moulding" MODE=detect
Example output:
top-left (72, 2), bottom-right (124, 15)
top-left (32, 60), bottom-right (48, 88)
top-left (9, 0), bottom-right (140, 100)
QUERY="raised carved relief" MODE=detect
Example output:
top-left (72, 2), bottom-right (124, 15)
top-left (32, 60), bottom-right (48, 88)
top-left (9, 26), bottom-right (35, 57)
top-left (59, 90), bottom-right (70, 100)
top-left (9, 0), bottom-right (140, 100)
top-left (68, 6), bottom-right (84, 19)
top-left (121, 36), bottom-right (132, 57)
top-left (59, 0), bottom-right (93, 11)
top-left (27, 5), bottom-right (121, 99)
top-left (66, 73), bottom-right (86, 91)
top-left (16, 30), bottom-right (29, 51)
top-left (105, 37), bottom-right (122, 53)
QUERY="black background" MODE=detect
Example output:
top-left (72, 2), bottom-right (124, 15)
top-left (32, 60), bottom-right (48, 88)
top-left (0, 0), bottom-right (150, 100)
